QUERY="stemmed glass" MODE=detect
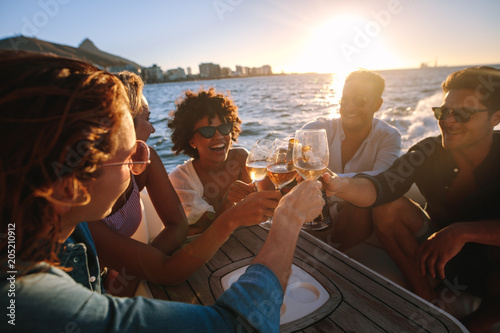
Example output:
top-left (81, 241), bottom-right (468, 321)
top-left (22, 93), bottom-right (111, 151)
top-left (293, 129), bottom-right (330, 230)
top-left (259, 138), bottom-right (297, 230)
top-left (246, 138), bottom-right (273, 184)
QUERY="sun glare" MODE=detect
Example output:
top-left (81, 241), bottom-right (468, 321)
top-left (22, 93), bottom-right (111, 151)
top-left (292, 14), bottom-right (403, 74)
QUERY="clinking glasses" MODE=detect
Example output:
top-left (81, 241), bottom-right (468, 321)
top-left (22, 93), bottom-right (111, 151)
top-left (432, 107), bottom-right (493, 123)
top-left (340, 95), bottom-right (368, 108)
top-left (102, 140), bottom-right (151, 175)
top-left (194, 122), bottom-right (233, 139)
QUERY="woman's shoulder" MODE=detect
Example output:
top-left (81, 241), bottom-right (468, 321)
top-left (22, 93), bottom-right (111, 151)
top-left (228, 147), bottom-right (249, 162)
top-left (227, 147), bottom-right (250, 181)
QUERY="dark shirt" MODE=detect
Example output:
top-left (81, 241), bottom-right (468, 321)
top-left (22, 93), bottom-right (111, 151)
top-left (358, 132), bottom-right (500, 229)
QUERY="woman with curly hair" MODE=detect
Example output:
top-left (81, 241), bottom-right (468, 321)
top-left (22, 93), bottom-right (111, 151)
top-left (169, 88), bottom-right (279, 235)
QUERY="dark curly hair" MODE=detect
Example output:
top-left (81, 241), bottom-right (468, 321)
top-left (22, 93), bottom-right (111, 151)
top-left (168, 87), bottom-right (242, 159)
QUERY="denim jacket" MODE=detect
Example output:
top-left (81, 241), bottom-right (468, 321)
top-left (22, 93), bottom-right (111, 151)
top-left (58, 222), bottom-right (102, 292)
top-left (1, 223), bottom-right (283, 332)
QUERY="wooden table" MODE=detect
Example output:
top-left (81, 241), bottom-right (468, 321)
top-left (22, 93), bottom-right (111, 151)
top-left (148, 225), bottom-right (467, 332)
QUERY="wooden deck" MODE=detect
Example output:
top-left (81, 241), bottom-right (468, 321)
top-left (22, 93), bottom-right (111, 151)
top-left (148, 225), bottom-right (467, 332)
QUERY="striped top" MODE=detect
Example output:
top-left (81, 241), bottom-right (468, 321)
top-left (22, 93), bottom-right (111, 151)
top-left (102, 176), bottom-right (142, 237)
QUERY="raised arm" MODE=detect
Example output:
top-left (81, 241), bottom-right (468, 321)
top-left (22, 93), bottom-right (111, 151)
top-left (322, 172), bottom-right (378, 208)
top-left (89, 189), bottom-right (282, 287)
top-left (252, 180), bottom-right (324, 291)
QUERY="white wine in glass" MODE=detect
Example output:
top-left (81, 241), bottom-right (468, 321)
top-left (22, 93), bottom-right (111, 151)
top-left (246, 138), bottom-right (273, 183)
top-left (293, 129), bottom-right (330, 230)
top-left (259, 138), bottom-right (297, 230)
top-left (267, 162), bottom-right (296, 188)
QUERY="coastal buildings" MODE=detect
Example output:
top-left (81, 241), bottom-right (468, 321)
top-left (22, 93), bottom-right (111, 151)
top-left (165, 67), bottom-right (186, 81)
top-left (141, 62), bottom-right (273, 83)
top-left (142, 64), bottom-right (164, 83)
top-left (199, 62), bottom-right (221, 78)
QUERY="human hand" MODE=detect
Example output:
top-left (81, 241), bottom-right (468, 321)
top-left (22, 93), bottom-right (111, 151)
top-left (256, 177), bottom-right (275, 191)
top-left (274, 180), bottom-right (324, 228)
top-left (414, 225), bottom-right (465, 279)
top-left (224, 180), bottom-right (255, 204)
top-left (320, 170), bottom-right (341, 197)
top-left (228, 190), bottom-right (282, 227)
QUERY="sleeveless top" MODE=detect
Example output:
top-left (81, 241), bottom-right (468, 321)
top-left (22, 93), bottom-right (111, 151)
top-left (102, 176), bottom-right (142, 237)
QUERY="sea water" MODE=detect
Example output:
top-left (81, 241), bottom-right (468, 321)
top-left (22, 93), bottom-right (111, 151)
top-left (143, 65), bottom-right (500, 172)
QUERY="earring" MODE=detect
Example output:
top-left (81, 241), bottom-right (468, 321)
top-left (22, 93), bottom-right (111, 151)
top-left (191, 145), bottom-right (197, 149)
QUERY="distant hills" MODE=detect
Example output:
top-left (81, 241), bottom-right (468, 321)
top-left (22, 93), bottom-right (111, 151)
top-left (0, 36), bottom-right (142, 71)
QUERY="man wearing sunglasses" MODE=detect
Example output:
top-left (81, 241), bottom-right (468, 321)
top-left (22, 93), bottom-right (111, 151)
top-left (301, 70), bottom-right (401, 251)
top-left (321, 66), bottom-right (500, 332)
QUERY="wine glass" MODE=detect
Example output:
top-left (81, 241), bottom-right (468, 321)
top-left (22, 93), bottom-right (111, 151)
top-left (246, 138), bottom-right (273, 184)
top-left (293, 129), bottom-right (330, 230)
top-left (259, 138), bottom-right (297, 230)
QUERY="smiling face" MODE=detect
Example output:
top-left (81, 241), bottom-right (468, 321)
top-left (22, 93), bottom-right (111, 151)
top-left (339, 79), bottom-right (383, 133)
top-left (439, 89), bottom-right (500, 152)
top-left (190, 115), bottom-right (232, 163)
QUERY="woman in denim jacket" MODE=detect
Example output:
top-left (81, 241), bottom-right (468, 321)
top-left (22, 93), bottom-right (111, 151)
top-left (0, 50), bottom-right (324, 333)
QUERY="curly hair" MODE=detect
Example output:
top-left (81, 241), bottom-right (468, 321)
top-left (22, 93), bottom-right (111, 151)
top-left (168, 87), bottom-right (242, 159)
top-left (0, 50), bottom-right (128, 268)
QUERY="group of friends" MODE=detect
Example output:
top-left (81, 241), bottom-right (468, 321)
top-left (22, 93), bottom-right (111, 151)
top-left (0, 49), bottom-right (499, 332)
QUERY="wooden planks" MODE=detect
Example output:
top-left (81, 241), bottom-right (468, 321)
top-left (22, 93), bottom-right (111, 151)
top-left (155, 225), bottom-right (466, 332)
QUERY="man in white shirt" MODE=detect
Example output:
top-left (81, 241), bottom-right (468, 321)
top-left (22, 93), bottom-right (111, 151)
top-left (302, 70), bottom-right (401, 250)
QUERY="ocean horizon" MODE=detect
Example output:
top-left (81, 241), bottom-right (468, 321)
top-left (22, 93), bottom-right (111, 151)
top-left (142, 64), bottom-right (500, 172)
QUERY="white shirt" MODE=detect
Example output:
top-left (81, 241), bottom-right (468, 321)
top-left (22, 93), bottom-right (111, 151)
top-left (169, 159), bottom-right (215, 225)
top-left (301, 117), bottom-right (401, 178)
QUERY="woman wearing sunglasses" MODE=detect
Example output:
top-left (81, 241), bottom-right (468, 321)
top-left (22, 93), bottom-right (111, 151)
top-left (0, 51), bottom-right (325, 332)
top-left (169, 88), bottom-right (281, 236)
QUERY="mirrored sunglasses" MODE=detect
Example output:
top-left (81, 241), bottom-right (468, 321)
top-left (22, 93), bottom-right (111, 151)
top-left (102, 140), bottom-right (151, 175)
top-left (340, 95), bottom-right (368, 108)
top-left (194, 122), bottom-right (233, 139)
top-left (432, 107), bottom-right (492, 123)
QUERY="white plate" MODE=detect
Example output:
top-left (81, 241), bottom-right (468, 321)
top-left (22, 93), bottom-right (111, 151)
top-left (221, 264), bottom-right (330, 325)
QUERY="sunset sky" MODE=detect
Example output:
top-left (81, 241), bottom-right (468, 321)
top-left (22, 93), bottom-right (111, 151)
top-left (1, 0), bottom-right (499, 74)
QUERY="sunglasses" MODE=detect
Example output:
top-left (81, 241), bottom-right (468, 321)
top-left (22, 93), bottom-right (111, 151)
top-left (102, 140), bottom-right (151, 175)
top-left (193, 122), bottom-right (233, 139)
top-left (340, 95), bottom-right (368, 108)
top-left (432, 107), bottom-right (493, 123)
